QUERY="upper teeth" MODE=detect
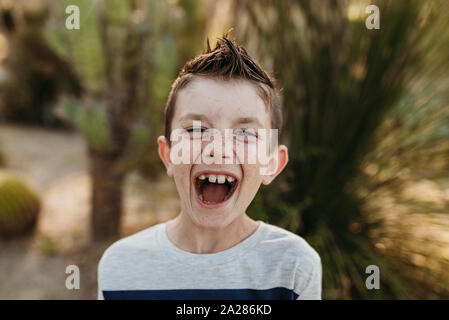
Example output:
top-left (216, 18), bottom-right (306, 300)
top-left (198, 174), bottom-right (235, 184)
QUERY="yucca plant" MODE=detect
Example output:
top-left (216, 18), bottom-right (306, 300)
top-left (354, 86), bottom-right (449, 298)
top-left (235, 0), bottom-right (449, 298)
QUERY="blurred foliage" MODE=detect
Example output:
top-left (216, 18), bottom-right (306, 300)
top-left (0, 171), bottom-right (41, 239)
top-left (0, 0), bottom-right (208, 239)
top-left (45, 0), bottom-right (206, 239)
top-left (0, 144), bottom-right (4, 168)
top-left (63, 97), bottom-right (113, 153)
top-left (50, 0), bottom-right (205, 177)
top-left (237, 0), bottom-right (449, 299)
top-left (0, 0), bottom-right (82, 126)
top-left (38, 235), bottom-right (59, 256)
top-left (352, 86), bottom-right (449, 298)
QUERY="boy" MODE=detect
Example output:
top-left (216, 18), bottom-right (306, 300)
top-left (97, 36), bottom-right (322, 300)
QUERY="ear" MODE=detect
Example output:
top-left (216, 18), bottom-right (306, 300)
top-left (157, 136), bottom-right (174, 177)
top-left (262, 144), bottom-right (289, 185)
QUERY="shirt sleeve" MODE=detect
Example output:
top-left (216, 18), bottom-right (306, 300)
top-left (97, 286), bottom-right (104, 300)
top-left (295, 254), bottom-right (322, 300)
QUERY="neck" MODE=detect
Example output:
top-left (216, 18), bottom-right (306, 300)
top-left (166, 213), bottom-right (260, 254)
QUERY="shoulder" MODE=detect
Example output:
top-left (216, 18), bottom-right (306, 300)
top-left (259, 223), bottom-right (321, 298)
top-left (260, 222), bottom-right (321, 271)
top-left (98, 222), bottom-right (165, 272)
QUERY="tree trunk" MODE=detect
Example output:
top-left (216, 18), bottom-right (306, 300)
top-left (89, 149), bottom-right (125, 241)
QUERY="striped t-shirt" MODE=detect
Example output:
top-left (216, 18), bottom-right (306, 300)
top-left (97, 220), bottom-right (322, 300)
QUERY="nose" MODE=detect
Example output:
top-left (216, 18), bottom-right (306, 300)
top-left (202, 129), bottom-right (234, 162)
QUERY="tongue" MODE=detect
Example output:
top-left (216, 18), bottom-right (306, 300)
top-left (202, 183), bottom-right (229, 203)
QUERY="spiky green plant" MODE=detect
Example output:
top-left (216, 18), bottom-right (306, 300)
top-left (235, 0), bottom-right (449, 298)
top-left (0, 1), bottom-right (82, 126)
top-left (46, 0), bottom-right (205, 240)
top-left (0, 171), bottom-right (41, 239)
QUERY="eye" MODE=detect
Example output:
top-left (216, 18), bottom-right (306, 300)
top-left (185, 127), bottom-right (207, 139)
top-left (186, 127), bottom-right (206, 133)
top-left (234, 128), bottom-right (258, 137)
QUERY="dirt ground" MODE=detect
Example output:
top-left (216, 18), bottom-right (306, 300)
top-left (0, 124), bottom-right (179, 299)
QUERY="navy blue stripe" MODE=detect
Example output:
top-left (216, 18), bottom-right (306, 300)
top-left (103, 287), bottom-right (298, 300)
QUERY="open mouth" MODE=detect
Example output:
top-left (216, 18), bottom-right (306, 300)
top-left (194, 173), bottom-right (239, 206)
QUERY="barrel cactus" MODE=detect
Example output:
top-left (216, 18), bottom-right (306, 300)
top-left (0, 171), bottom-right (41, 239)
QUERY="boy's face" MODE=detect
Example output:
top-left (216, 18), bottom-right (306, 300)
top-left (158, 77), bottom-right (288, 229)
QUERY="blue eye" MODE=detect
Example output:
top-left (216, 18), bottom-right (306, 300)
top-left (235, 129), bottom-right (257, 138)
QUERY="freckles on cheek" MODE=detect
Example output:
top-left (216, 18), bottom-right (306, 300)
top-left (172, 165), bottom-right (192, 200)
top-left (242, 165), bottom-right (264, 188)
top-left (169, 139), bottom-right (190, 164)
top-left (173, 139), bottom-right (202, 164)
top-left (235, 142), bottom-right (258, 165)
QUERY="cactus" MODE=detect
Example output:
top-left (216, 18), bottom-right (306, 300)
top-left (0, 171), bottom-right (40, 239)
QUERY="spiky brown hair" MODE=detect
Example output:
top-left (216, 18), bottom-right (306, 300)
top-left (164, 36), bottom-right (282, 144)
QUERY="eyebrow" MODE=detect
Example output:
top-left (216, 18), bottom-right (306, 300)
top-left (233, 117), bottom-right (264, 128)
top-left (179, 114), bottom-right (264, 128)
top-left (179, 113), bottom-right (211, 123)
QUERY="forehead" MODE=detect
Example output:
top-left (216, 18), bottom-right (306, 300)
top-left (173, 77), bottom-right (270, 127)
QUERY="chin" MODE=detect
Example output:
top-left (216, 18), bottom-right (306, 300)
top-left (189, 210), bottom-right (236, 230)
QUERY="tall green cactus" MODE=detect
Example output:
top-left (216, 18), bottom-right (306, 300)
top-left (48, 0), bottom-right (205, 240)
top-left (0, 171), bottom-right (41, 239)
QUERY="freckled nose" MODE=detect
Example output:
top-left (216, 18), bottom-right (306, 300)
top-left (207, 148), bottom-right (231, 159)
top-left (203, 131), bottom-right (233, 161)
